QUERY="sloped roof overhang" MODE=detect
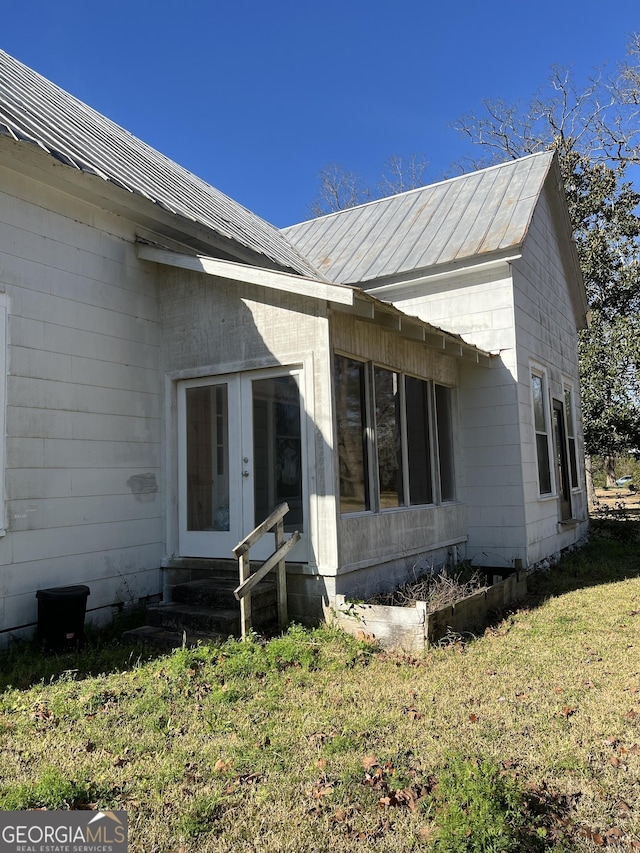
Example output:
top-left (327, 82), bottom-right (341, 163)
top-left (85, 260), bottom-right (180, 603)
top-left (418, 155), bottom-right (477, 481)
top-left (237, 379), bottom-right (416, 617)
top-left (0, 49), bottom-right (319, 277)
top-left (360, 251), bottom-right (524, 300)
top-left (137, 243), bottom-right (494, 367)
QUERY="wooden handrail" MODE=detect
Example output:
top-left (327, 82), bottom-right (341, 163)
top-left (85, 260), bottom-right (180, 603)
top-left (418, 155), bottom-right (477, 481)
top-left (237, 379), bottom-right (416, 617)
top-left (232, 502), bottom-right (289, 558)
top-left (232, 502), bottom-right (298, 638)
top-left (234, 532), bottom-right (300, 601)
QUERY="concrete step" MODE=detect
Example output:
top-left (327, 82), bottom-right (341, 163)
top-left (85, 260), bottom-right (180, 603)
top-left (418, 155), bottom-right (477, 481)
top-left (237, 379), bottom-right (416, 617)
top-left (122, 570), bottom-right (281, 648)
top-left (121, 624), bottom-right (225, 650)
top-left (171, 577), bottom-right (276, 610)
top-left (147, 602), bottom-right (240, 636)
top-left (163, 559), bottom-right (243, 584)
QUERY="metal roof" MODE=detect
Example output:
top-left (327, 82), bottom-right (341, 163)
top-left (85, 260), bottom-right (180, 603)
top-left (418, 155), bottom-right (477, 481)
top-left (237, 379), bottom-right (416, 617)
top-left (282, 152), bottom-right (557, 284)
top-left (0, 49), bottom-right (318, 277)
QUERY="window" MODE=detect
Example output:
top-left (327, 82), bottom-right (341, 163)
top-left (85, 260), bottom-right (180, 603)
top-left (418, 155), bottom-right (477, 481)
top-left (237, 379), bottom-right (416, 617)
top-left (564, 388), bottom-right (579, 489)
top-left (405, 376), bottom-right (433, 505)
top-left (435, 384), bottom-right (456, 502)
top-left (531, 372), bottom-right (552, 494)
top-left (334, 355), bottom-right (453, 513)
top-left (185, 384), bottom-right (229, 531)
top-left (335, 356), bottom-right (370, 513)
top-left (374, 367), bottom-right (404, 509)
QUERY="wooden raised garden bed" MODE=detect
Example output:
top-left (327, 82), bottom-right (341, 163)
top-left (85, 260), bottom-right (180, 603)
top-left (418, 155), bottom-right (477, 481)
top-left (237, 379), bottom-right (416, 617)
top-left (331, 572), bottom-right (527, 652)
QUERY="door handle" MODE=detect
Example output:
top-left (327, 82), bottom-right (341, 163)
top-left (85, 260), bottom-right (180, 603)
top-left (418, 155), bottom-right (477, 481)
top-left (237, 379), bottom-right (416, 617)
top-left (242, 470), bottom-right (250, 478)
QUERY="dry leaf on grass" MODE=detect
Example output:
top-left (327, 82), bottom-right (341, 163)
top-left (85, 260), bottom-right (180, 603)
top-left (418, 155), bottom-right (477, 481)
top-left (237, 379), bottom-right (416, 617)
top-left (559, 706), bottom-right (577, 718)
top-left (309, 782), bottom-right (334, 799)
top-left (403, 706), bottom-right (422, 719)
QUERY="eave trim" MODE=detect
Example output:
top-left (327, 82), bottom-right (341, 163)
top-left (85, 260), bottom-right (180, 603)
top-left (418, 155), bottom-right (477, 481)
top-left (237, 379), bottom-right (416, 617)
top-left (136, 243), bottom-right (355, 306)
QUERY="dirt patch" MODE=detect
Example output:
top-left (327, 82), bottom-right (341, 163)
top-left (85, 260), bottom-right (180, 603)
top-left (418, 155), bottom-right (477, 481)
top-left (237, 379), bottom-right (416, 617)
top-left (589, 487), bottom-right (640, 543)
top-left (591, 487), bottom-right (640, 520)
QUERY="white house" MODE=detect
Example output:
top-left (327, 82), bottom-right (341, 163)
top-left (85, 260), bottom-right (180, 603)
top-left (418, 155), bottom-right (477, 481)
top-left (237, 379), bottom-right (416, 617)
top-left (0, 50), bottom-right (588, 643)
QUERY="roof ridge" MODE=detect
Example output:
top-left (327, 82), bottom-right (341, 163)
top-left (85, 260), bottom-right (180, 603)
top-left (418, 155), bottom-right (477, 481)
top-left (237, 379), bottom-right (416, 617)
top-left (282, 151), bottom-right (555, 231)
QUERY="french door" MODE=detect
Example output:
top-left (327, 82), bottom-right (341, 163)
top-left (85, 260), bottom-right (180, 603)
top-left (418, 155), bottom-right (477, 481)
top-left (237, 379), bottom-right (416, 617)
top-left (177, 369), bottom-right (306, 560)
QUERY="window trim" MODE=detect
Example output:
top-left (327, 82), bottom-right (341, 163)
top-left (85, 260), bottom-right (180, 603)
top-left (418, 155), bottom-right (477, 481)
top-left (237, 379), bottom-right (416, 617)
top-left (434, 382), bottom-right (456, 503)
top-left (563, 384), bottom-right (580, 491)
top-left (531, 366), bottom-right (553, 497)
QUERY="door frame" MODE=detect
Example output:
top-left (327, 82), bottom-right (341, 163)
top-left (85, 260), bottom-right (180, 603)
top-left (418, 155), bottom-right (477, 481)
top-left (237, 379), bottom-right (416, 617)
top-left (552, 397), bottom-right (572, 521)
top-left (176, 365), bottom-right (309, 561)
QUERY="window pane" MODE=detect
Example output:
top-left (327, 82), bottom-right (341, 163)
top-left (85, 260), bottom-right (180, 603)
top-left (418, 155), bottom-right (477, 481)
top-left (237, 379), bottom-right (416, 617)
top-left (253, 375), bottom-right (303, 533)
top-left (186, 384), bottom-right (229, 531)
top-left (335, 356), bottom-right (370, 513)
top-left (564, 390), bottom-right (575, 437)
top-left (532, 373), bottom-right (552, 495)
top-left (532, 375), bottom-right (545, 432)
top-left (435, 384), bottom-right (455, 501)
top-left (405, 376), bottom-right (433, 505)
top-left (568, 438), bottom-right (578, 488)
top-left (536, 433), bottom-right (552, 494)
top-left (374, 367), bottom-right (404, 509)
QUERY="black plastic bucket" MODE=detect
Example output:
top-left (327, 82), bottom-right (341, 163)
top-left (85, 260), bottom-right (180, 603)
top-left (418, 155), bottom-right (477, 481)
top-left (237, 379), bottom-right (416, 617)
top-left (36, 585), bottom-right (90, 651)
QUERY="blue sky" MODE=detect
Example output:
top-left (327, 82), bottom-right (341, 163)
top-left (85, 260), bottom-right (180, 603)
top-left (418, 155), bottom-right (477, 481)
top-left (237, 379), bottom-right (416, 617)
top-left (3, 1), bottom-right (638, 227)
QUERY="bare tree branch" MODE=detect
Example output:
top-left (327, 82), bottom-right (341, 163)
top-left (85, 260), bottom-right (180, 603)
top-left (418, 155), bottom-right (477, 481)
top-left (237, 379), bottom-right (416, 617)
top-left (308, 154), bottom-right (428, 217)
top-left (307, 163), bottom-right (371, 217)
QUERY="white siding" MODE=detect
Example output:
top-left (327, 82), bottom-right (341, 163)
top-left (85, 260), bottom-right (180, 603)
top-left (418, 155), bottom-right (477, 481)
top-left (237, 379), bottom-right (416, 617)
top-left (458, 359), bottom-right (527, 567)
top-left (0, 162), bottom-right (164, 639)
top-left (388, 265), bottom-right (516, 358)
top-left (380, 267), bottom-right (529, 567)
top-left (374, 189), bottom-right (587, 568)
top-left (512, 188), bottom-right (588, 562)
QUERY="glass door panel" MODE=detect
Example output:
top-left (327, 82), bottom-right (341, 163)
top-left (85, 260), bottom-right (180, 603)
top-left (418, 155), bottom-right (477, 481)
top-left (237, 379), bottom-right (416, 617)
top-left (178, 378), bottom-right (241, 557)
top-left (185, 384), bottom-right (230, 532)
top-left (251, 375), bottom-right (303, 534)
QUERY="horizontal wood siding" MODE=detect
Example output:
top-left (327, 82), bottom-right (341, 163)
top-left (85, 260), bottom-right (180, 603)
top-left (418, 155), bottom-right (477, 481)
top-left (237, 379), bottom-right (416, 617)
top-left (390, 265), bottom-right (516, 357)
top-left (331, 312), bottom-right (458, 385)
top-left (380, 269), bottom-right (528, 567)
top-left (0, 162), bottom-right (164, 637)
top-left (512, 187), bottom-right (588, 562)
top-left (458, 358), bottom-right (527, 567)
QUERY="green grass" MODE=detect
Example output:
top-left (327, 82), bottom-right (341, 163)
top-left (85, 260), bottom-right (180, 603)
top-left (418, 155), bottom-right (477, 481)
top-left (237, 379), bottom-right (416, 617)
top-left (1, 533), bottom-right (640, 851)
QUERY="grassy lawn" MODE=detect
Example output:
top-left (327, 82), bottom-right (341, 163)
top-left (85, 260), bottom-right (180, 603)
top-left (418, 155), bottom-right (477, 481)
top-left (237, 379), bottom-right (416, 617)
top-left (1, 528), bottom-right (640, 851)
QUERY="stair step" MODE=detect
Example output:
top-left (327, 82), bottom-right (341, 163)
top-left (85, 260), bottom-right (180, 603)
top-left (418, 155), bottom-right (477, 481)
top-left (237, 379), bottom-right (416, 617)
top-left (121, 624), bottom-right (224, 650)
top-left (171, 577), bottom-right (276, 609)
top-left (122, 569), bottom-right (282, 646)
top-left (147, 602), bottom-right (240, 636)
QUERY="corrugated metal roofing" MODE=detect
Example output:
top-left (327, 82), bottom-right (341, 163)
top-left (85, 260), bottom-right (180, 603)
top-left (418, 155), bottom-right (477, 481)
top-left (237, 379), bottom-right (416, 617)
top-left (0, 49), bottom-right (318, 277)
top-left (282, 152), bottom-right (556, 284)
